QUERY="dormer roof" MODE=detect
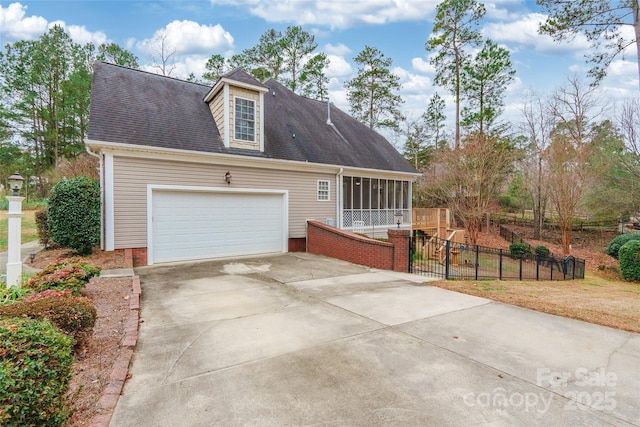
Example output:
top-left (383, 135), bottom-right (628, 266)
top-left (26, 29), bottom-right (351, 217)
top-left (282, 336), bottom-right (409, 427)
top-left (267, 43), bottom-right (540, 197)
top-left (203, 68), bottom-right (268, 103)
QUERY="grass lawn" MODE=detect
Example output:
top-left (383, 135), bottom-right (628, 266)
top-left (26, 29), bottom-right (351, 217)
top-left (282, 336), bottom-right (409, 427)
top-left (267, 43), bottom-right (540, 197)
top-left (0, 210), bottom-right (39, 251)
top-left (430, 274), bottom-right (640, 333)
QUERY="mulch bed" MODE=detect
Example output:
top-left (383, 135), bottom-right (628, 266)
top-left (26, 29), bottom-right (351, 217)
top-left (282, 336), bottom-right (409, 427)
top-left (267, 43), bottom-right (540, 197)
top-left (28, 247), bottom-right (135, 426)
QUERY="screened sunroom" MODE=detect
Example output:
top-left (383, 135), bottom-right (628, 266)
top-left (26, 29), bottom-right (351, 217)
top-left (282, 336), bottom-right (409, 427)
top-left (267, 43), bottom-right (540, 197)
top-left (340, 176), bottom-right (412, 234)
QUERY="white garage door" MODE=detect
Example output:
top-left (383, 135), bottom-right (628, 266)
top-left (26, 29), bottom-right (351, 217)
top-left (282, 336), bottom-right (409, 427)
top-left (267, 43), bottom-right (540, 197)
top-left (150, 189), bottom-right (286, 264)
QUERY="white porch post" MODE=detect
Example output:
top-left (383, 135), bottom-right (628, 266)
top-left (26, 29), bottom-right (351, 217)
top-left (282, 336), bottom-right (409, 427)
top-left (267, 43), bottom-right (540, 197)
top-left (5, 196), bottom-right (25, 288)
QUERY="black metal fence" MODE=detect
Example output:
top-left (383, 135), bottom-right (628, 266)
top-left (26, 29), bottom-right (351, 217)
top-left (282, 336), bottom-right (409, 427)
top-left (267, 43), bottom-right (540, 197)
top-left (499, 225), bottom-right (525, 244)
top-left (410, 236), bottom-right (585, 281)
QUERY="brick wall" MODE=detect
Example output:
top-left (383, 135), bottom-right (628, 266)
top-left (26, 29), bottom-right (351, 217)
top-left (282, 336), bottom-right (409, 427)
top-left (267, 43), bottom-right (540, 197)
top-left (306, 220), bottom-right (410, 272)
top-left (131, 248), bottom-right (147, 267)
top-left (288, 238), bottom-right (307, 252)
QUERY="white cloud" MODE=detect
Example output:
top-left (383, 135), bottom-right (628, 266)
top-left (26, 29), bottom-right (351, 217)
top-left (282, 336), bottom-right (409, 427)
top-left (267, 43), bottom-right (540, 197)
top-left (327, 86), bottom-right (349, 111)
top-left (394, 66), bottom-right (432, 94)
top-left (139, 20), bottom-right (234, 57)
top-left (125, 37), bottom-right (136, 51)
top-left (507, 76), bottom-right (523, 94)
top-left (607, 58), bottom-right (638, 77)
top-left (210, 0), bottom-right (437, 29)
top-left (66, 25), bottom-right (108, 45)
top-left (411, 57), bottom-right (435, 74)
top-left (484, 0), bottom-right (527, 21)
top-left (618, 25), bottom-right (638, 58)
top-left (0, 2), bottom-right (47, 40)
top-left (325, 54), bottom-right (352, 78)
top-left (483, 12), bottom-right (590, 55)
top-left (0, 3), bottom-right (108, 46)
top-left (324, 43), bottom-right (351, 56)
top-left (597, 59), bottom-right (640, 98)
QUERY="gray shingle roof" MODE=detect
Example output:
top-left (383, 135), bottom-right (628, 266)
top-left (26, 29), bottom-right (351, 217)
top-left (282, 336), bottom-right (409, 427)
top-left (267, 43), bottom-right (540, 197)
top-left (219, 68), bottom-right (268, 89)
top-left (88, 62), bottom-right (416, 174)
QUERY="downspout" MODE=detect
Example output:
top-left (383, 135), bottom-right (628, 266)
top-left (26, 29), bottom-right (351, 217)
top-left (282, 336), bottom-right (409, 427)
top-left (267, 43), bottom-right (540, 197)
top-left (336, 167), bottom-right (343, 229)
top-left (85, 145), bottom-right (104, 250)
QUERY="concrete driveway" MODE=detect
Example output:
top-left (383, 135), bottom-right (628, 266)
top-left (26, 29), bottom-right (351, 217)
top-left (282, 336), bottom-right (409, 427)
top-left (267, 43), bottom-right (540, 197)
top-left (111, 253), bottom-right (640, 426)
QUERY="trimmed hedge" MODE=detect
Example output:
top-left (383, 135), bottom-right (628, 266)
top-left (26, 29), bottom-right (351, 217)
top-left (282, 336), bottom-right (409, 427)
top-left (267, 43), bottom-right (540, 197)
top-left (25, 258), bottom-right (101, 295)
top-left (509, 242), bottom-right (531, 258)
top-left (47, 176), bottom-right (100, 255)
top-left (35, 208), bottom-right (51, 249)
top-left (605, 232), bottom-right (640, 259)
top-left (0, 317), bottom-right (74, 426)
top-left (0, 294), bottom-right (97, 344)
top-left (619, 240), bottom-right (640, 282)
top-left (535, 245), bottom-right (551, 258)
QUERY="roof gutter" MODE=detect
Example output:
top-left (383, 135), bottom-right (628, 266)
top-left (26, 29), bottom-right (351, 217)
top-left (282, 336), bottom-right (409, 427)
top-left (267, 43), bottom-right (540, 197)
top-left (84, 139), bottom-right (421, 179)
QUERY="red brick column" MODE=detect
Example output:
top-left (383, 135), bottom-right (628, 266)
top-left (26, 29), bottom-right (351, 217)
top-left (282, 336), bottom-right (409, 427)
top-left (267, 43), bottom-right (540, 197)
top-left (388, 228), bottom-right (411, 273)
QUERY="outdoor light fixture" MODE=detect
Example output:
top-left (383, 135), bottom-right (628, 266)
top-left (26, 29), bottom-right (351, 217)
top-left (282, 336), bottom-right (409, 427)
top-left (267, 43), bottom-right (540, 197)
top-left (395, 211), bottom-right (403, 228)
top-left (30, 252), bottom-right (36, 263)
top-left (7, 172), bottom-right (24, 196)
top-left (224, 171), bottom-right (232, 185)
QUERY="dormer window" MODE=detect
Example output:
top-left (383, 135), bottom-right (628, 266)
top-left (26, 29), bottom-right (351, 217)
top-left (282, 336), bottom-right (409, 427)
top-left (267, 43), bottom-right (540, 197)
top-left (205, 69), bottom-right (267, 151)
top-left (234, 97), bottom-right (255, 142)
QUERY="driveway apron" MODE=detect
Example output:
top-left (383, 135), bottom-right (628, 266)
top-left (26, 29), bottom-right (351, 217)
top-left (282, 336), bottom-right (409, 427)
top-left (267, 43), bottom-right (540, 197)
top-left (110, 253), bottom-right (640, 426)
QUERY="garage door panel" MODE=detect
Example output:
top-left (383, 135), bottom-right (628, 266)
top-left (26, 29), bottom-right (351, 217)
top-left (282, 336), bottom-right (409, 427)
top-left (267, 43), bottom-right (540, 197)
top-left (151, 190), bottom-right (286, 263)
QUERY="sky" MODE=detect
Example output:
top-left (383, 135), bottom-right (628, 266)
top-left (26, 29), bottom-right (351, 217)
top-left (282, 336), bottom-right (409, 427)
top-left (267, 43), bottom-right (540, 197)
top-left (1, 0), bottom-right (638, 146)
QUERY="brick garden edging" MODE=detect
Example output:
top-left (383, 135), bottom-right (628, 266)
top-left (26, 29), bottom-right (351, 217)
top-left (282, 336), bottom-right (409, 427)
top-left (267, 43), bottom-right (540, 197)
top-left (90, 251), bottom-right (141, 427)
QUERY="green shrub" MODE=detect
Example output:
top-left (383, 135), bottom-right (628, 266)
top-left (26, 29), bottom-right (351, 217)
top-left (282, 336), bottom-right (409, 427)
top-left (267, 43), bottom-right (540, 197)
top-left (23, 289), bottom-right (73, 303)
top-left (619, 240), bottom-right (640, 282)
top-left (0, 287), bottom-right (32, 306)
top-left (47, 176), bottom-right (100, 255)
top-left (509, 242), bottom-right (531, 258)
top-left (535, 245), bottom-right (551, 258)
top-left (0, 294), bottom-right (97, 344)
top-left (605, 232), bottom-right (640, 259)
top-left (25, 258), bottom-right (101, 295)
top-left (0, 317), bottom-right (74, 426)
top-left (35, 208), bottom-right (51, 248)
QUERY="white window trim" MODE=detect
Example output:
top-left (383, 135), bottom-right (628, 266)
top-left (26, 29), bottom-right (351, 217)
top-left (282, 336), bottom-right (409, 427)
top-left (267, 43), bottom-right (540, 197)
top-left (317, 179), bottom-right (330, 201)
top-left (233, 95), bottom-right (256, 143)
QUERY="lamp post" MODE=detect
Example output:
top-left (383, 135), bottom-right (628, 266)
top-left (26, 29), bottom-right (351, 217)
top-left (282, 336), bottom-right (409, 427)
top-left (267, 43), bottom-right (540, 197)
top-left (6, 172), bottom-right (24, 288)
top-left (395, 210), bottom-right (403, 229)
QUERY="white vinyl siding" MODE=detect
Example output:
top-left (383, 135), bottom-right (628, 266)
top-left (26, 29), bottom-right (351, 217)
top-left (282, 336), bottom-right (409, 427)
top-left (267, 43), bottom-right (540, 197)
top-left (110, 156), bottom-right (336, 249)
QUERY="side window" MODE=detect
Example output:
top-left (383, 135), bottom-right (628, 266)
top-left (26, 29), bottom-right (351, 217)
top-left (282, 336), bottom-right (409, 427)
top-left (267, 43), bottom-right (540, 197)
top-left (234, 97), bottom-right (255, 142)
top-left (317, 180), bottom-right (330, 201)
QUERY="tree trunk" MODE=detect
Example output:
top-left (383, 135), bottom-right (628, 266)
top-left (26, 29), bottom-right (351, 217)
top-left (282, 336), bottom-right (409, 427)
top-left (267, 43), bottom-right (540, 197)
top-left (559, 216), bottom-right (573, 254)
top-left (466, 218), bottom-right (480, 246)
top-left (533, 155), bottom-right (543, 239)
top-left (634, 0), bottom-right (640, 90)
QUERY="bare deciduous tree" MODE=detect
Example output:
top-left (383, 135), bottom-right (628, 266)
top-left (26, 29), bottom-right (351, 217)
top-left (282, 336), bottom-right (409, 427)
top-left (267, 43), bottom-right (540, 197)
top-left (519, 90), bottom-right (554, 239)
top-left (425, 133), bottom-right (519, 244)
top-left (144, 30), bottom-right (177, 76)
top-left (546, 76), bottom-right (602, 253)
top-left (619, 98), bottom-right (640, 172)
